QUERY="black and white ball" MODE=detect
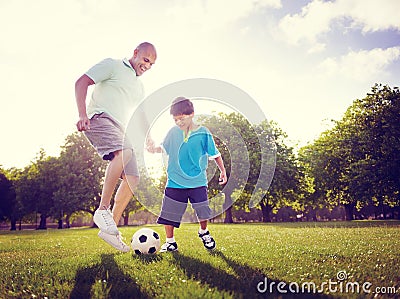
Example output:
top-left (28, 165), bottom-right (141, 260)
top-left (131, 228), bottom-right (161, 255)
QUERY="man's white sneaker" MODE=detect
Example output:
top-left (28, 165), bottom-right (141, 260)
top-left (98, 231), bottom-right (131, 252)
top-left (93, 208), bottom-right (119, 235)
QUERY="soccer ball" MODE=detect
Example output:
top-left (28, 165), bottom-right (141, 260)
top-left (131, 228), bottom-right (161, 255)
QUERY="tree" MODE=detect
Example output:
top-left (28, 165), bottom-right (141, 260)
top-left (11, 150), bottom-right (58, 229)
top-left (300, 84), bottom-right (400, 220)
top-left (201, 113), bottom-right (258, 223)
top-left (9, 167), bottom-right (35, 230)
top-left (202, 113), bottom-right (301, 223)
top-left (54, 133), bottom-right (107, 227)
top-left (298, 139), bottom-right (333, 221)
top-left (0, 168), bottom-right (16, 229)
top-left (343, 85), bottom-right (400, 219)
top-left (357, 85), bottom-right (400, 218)
top-left (34, 151), bottom-right (59, 229)
top-left (253, 121), bottom-right (305, 222)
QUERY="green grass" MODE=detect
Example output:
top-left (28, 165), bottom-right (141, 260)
top-left (0, 221), bottom-right (399, 298)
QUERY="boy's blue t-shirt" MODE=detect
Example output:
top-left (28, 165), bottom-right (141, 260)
top-left (162, 125), bottom-right (220, 188)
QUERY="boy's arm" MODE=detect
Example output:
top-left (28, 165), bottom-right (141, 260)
top-left (214, 155), bottom-right (227, 185)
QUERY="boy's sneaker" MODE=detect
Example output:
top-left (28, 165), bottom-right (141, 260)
top-left (93, 208), bottom-right (119, 235)
top-left (199, 231), bottom-right (216, 250)
top-left (98, 231), bottom-right (131, 253)
top-left (159, 242), bottom-right (178, 253)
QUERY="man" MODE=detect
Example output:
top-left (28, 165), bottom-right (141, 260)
top-left (75, 42), bottom-right (157, 252)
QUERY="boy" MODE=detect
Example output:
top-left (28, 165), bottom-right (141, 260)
top-left (148, 97), bottom-right (227, 252)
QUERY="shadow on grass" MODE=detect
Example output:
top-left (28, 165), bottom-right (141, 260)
top-left (70, 253), bottom-right (151, 299)
top-left (133, 252), bottom-right (163, 264)
top-left (171, 250), bottom-right (335, 299)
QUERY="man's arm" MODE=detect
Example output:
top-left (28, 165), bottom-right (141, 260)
top-left (75, 74), bottom-right (95, 131)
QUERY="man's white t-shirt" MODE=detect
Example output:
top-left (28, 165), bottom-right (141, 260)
top-left (85, 58), bottom-right (144, 127)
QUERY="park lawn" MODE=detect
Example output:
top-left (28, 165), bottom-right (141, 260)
top-left (0, 221), bottom-right (399, 299)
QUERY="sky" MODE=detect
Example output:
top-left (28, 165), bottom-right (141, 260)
top-left (1, 0), bottom-right (399, 169)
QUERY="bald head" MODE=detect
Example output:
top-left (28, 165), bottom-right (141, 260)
top-left (137, 42), bottom-right (156, 52)
top-left (130, 42), bottom-right (157, 76)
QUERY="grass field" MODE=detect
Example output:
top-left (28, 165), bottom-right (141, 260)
top-left (0, 221), bottom-right (399, 298)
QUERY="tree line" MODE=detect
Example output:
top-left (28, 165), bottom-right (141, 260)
top-left (0, 84), bottom-right (399, 230)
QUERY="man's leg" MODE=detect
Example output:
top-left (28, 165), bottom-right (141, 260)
top-left (112, 174), bottom-right (139, 225)
top-left (94, 149), bottom-right (133, 235)
top-left (94, 149), bottom-right (135, 251)
top-left (99, 149), bottom-right (133, 209)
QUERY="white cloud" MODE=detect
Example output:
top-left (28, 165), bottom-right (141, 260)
top-left (278, 0), bottom-right (400, 47)
top-left (166, 0), bottom-right (281, 30)
top-left (318, 46), bottom-right (400, 81)
top-left (307, 42), bottom-right (326, 54)
top-left (278, 0), bottom-right (336, 46)
top-left (0, 1), bottom-right (84, 53)
top-left (347, 0), bottom-right (400, 33)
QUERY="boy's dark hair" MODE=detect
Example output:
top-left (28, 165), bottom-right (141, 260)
top-left (170, 97), bottom-right (194, 116)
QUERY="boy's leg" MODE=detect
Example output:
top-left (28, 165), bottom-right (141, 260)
top-left (165, 224), bottom-right (174, 238)
top-left (157, 188), bottom-right (188, 227)
top-left (198, 224), bottom-right (216, 250)
top-left (189, 187), bottom-right (216, 251)
top-left (157, 188), bottom-right (189, 252)
top-left (160, 225), bottom-right (178, 252)
top-left (199, 220), bottom-right (208, 231)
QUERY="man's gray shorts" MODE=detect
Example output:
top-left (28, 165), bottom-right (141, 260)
top-left (84, 113), bottom-right (139, 177)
